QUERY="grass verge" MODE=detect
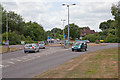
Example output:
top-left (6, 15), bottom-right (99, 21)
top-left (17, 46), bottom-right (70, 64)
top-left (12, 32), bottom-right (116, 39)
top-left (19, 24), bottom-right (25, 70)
top-left (34, 47), bottom-right (118, 78)
top-left (0, 47), bottom-right (21, 53)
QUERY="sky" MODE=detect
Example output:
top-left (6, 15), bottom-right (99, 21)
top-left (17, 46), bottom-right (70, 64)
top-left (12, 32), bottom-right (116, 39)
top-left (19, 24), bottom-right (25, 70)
top-left (1, 0), bottom-right (119, 32)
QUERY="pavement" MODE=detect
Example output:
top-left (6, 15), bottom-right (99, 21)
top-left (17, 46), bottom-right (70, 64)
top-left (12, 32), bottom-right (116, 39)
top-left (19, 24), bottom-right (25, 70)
top-left (1, 43), bottom-right (118, 78)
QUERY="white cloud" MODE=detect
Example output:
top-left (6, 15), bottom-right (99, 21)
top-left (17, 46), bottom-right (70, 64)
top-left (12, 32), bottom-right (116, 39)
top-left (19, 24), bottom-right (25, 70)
top-left (1, 0), bottom-right (119, 31)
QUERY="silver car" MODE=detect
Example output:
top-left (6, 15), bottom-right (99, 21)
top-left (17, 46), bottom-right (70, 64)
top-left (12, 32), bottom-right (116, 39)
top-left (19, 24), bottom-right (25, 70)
top-left (38, 41), bottom-right (45, 49)
top-left (24, 44), bottom-right (39, 53)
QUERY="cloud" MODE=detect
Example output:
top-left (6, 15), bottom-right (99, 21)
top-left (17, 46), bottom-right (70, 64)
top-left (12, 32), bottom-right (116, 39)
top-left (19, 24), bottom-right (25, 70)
top-left (1, 0), bottom-right (119, 32)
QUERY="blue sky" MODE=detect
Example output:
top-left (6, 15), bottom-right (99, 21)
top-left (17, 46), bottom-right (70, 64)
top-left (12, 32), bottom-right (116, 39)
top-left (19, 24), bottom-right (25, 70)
top-left (1, 0), bottom-right (119, 32)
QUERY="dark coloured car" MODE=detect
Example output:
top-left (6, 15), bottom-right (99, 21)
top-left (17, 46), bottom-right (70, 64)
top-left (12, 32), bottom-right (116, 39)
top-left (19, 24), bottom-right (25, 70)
top-left (72, 41), bottom-right (87, 52)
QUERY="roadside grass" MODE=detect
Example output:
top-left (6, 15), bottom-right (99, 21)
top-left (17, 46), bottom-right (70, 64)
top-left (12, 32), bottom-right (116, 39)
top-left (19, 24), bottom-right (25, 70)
top-left (87, 43), bottom-right (106, 46)
top-left (0, 47), bottom-right (21, 53)
top-left (34, 47), bottom-right (118, 78)
top-left (46, 44), bottom-right (64, 47)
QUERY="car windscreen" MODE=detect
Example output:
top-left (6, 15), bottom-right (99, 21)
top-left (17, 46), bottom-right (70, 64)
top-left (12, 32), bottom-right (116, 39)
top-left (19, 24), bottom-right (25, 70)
top-left (73, 42), bottom-right (81, 46)
top-left (25, 44), bottom-right (32, 47)
top-left (39, 42), bottom-right (44, 44)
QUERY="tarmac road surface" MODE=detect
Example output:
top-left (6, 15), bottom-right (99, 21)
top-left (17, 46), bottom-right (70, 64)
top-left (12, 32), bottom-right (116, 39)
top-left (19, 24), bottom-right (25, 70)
top-left (2, 43), bottom-right (118, 78)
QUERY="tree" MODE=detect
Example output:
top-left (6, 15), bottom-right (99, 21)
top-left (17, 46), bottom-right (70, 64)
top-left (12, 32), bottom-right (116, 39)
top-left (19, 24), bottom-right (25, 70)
top-left (51, 28), bottom-right (63, 35)
top-left (24, 21), bottom-right (46, 41)
top-left (46, 28), bottom-right (63, 39)
top-left (82, 34), bottom-right (100, 42)
top-left (111, 2), bottom-right (120, 38)
top-left (64, 23), bottom-right (81, 40)
top-left (99, 20), bottom-right (116, 31)
top-left (104, 33), bottom-right (119, 43)
top-left (1, 5), bottom-right (46, 44)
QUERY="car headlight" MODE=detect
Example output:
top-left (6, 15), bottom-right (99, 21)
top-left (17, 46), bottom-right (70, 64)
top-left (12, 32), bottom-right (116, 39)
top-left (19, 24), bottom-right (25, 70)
top-left (78, 44), bottom-right (81, 48)
top-left (72, 46), bottom-right (74, 48)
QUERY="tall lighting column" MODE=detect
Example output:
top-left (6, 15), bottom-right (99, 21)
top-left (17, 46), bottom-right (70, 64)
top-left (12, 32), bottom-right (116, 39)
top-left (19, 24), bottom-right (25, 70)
top-left (62, 3), bottom-right (76, 46)
top-left (6, 13), bottom-right (9, 52)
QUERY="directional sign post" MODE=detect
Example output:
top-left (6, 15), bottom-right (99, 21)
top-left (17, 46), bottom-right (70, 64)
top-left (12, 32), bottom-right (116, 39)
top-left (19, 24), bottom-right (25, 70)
top-left (63, 35), bottom-right (66, 48)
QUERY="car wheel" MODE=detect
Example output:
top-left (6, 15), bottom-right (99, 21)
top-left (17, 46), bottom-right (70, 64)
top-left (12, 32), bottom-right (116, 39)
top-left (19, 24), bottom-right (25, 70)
top-left (24, 51), bottom-right (27, 53)
top-left (38, 50), bottom-right (39, 52)
top-left (34, 50), bottom-right (36, 53)
top-left (72, 49), bottom-right (74, 51)
top-left (81, 48), bottom-right (85, 52)
top-left (77, 50), bottom-right (81, 52)
top-left (85, 48), bottom-right (87, 51)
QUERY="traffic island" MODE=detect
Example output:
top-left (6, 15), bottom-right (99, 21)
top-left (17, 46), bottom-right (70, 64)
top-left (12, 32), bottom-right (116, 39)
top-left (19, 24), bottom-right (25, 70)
top-left (46, 44), bottom-right (64, 47)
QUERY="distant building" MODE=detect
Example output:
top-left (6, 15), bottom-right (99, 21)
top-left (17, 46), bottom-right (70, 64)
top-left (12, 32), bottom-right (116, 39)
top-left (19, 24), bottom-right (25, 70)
top-left (81, 27), bottom-right (97, 37)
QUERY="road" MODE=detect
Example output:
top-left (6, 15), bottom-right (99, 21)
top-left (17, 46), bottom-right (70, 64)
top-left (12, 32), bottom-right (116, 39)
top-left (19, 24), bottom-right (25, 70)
top-left (2, 43), bottom-right (118, 78)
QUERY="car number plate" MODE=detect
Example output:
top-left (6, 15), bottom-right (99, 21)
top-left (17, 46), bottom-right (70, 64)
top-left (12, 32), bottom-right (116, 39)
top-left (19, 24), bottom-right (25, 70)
top-left (27, 48), bottom-right (30, 49)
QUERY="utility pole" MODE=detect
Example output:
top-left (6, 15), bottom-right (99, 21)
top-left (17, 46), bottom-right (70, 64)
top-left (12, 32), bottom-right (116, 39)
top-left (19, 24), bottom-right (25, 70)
top-left (6, 13), bottom-right (9, 52)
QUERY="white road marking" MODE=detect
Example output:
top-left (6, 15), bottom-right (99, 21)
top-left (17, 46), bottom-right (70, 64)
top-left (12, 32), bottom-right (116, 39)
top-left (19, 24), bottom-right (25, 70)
top-left (7, 61), bottom-right (15, 64)
top-left (10, 59), bottom-right (14, 60)
top-left (22, 59), bottom-right (32, 62)
top-left (2, 47), bottom-right (68, 67)
top-left (16, 59), bottom-right (22, 61)
top-left (21, 57), bottom-right (28, 59)
top-left (0, 65), bottom-right (9, 68)
top-left (0, 65), bottom-right (3, 68)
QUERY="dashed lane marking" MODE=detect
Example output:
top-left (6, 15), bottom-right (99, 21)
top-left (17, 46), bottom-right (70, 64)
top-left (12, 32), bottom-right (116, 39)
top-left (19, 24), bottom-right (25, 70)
top-left (7, 61), bottom-right (15, 64)
top-left (2, 47), bottom-right (69, 67)
top-left (0, 65), bottom-right (9, 68)
top-left (16, 59), bottom-right (22, 61)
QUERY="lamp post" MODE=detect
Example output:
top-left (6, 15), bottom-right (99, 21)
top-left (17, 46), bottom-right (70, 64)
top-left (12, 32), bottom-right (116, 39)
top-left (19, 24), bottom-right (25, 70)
top-left (6, 13), bottom-right (9, 52)
top-left (61, 19), bottom-right (66, 48)
top-left (62, 3), bottom-right (76, 46)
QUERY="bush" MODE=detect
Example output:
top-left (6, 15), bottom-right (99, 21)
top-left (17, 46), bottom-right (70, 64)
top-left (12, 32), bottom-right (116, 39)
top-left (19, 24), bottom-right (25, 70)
top-left (95, 40), bottom-right (100, 44)
top-left (9, 31), bottom-right (21, 45)
top-left (25, 41), bottom-right (38, 44)
top-left (2, 31), bottom-right (33, 45)
top-left (25, 41), bottom-right (34, 44)
top-left (104, 34), bottom-right (119, 43)
top-left (82, 34), bottom-right (100, 42)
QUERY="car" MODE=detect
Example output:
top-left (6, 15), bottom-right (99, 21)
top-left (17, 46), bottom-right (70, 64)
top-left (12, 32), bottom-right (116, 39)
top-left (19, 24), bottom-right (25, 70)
top-left (100, 40), bottom-right (104, 43)
top-left (84, 40), bottom-right (90, 43)
top-left (24, 44), bottom-right (39, 53)
top-left (38, 41), bottom-right (45, 49)
top-left (72, 41), bottom-right (87, 52)
top-left (57, 38), bottom-right (60, 42)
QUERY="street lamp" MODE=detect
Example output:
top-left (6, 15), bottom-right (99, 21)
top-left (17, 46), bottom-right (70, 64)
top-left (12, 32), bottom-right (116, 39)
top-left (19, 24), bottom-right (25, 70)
top-left (6, 12), bottom-right (9, 52)
top-left (61, 19), bottom-right (66, 48)
top-left (62, 3), bottom-right (76, 46)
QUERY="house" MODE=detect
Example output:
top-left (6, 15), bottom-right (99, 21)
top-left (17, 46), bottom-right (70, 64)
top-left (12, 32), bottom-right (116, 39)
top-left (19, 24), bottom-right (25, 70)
top-left (81, 27), bottom-right (97, 37)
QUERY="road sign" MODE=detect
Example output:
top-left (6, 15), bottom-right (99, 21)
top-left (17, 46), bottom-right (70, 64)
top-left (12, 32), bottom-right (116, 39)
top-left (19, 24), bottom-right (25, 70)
top-left (63, 35), bottom-right (66, 38)
top-left (48, 36), bottom-right (50, 39)
top-left (6, 40), bottom-right (9, 45)
top-left (21, 41), bottom-right (25, 45)
top-left (3, 40), bottom-right (6, 44)
top-left (80, 37), bottom-right (82, 40)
